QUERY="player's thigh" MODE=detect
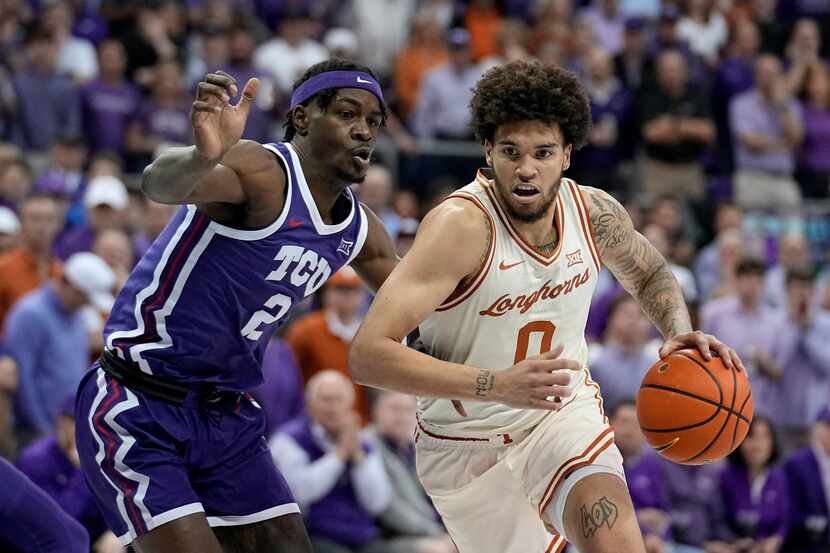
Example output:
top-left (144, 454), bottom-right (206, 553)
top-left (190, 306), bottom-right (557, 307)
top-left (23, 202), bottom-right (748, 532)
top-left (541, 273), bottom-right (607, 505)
top-left (213, 513), bottom-right (312, 553)
top-left (560, 473), bottom-right (646, 553)
top-left (131, 512), bottom-right (222, 553)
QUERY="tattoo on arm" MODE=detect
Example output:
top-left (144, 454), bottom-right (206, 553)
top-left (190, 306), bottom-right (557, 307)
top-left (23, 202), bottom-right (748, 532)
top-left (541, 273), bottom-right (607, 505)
top-left (474, 369), bottom-right (495, 397)
top-left (586, 188), bottom-right (692, 338)
top-left (581, 496), bottom-right (619, 539)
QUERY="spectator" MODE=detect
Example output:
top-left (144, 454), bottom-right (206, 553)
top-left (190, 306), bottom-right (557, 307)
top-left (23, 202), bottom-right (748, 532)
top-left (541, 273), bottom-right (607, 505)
top-left (650, 7), bottom-right (706, 85)
top-left (119, 1), bottom-right (181, 86)
top-left (0, 157), bottom-right (33, 211)
top-left (214, 23), bottom-right (277, 144)
top-left (79, 39), bottom-right (141, 157)
top-left (764, 267), bottom-right (830, 453)
top-left (5, 252), bottom-right (114, 439)
top-left (478, 18), bottom-right (529, 72)
top-left (54, 174), bottom-right (129, 261)
top-left (660, 459), bottom-right (722, 549)
top-left (185, 25), bottom-right (229, 89)
top-left (613, 17), bottom-right (653, 92)
top-left (286, 267), bottom-right (372, 422)
top-left (783, 19), bottom-right (823, 98)
top-left (694, 203), bottom-right (744, 302)
top-left (252, 335), bottom-right (306, 437)
top-left (125, 61), bottom-right (192, 166)
top-left (93, 228), bottom-right (133, 291)
top-left (11, 26), bottom-right (81, 153)
top-left (463, 0), bottom-right (501, 62)
top-left (0, 457), bottom-right (89, 553)
top-left (611, 400), bottom-right (676, 553)
top-left (711, 20), bottom-right (760, 175)
top-left (132, 199), bottom-right (177, 260)
top-left (270, 370), bottom-right (393, 553)
top-left (700, 258), bottom-right (784, 392)
top-left (676, 0), bottom-right (727, 65)
top-left (730, 54), bottom-right (804, 210)
top-left (781, 405), bottom-right (830, 552)
top-left (16, 395), bottom-right (114, 548)
top-left (41, 0), bottom-right (98, 82)
top-left (355, 164), bottom-right (400, 238)
top-left (570, 46), bottom-right (633, 191)
top-left (45, 134), bottom-right (89, 225)
top-left (581, 0), bottom-right (625, 56)
top-left (0, 195), bottom-right (62, 329)
top-left (752, 0), bottom-right (788, 56)
top-left (348, 0), bottom-right (417, 78)
top-left (796, 62), bottom-right (830, 198)
top-left (369, 391), bottom-right (455, 553)
top-left (324, 28), bottom-right (360, 60)
top-left (254, 8), bottom-right (328, 94)
top-left (0, 206), bottom-right (19, 254)
top-left (395, 218), bottom-right (419, 257)
top-left (411, 28), bottom-right (482, 140)
top-left (394, 12), bottom-right (449, 120)
top-left (639, 49), bottom-right (715, 201)
top-left (706, 228), bottom-right (746, 300)
top-left (714, 416), bottom-right (789, 552)
top-left (764, 233), bottom-right (811, 310)
top-left (642, 223), bottom-right (698, 302)
top-left (589, 294), bottom-right (657, 412)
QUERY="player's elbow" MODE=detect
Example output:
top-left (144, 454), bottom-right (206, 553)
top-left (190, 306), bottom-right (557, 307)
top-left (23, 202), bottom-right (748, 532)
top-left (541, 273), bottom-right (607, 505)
top-left (348, 333), bottom-right (382, 386)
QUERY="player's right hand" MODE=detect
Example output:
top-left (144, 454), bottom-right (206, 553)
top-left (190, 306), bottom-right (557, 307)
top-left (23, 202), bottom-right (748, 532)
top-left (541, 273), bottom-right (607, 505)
top-left (493, 345), bottom-right (580, 410)
top-left (191, 71), bottom-right (259, 162)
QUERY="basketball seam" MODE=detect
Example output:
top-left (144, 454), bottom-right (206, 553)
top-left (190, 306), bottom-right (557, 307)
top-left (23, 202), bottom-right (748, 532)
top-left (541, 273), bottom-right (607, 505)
top-left (730, 388), bottom-right (753, 451)
top-left (638, 385), bottom-right (751, 425)
top-left (679, 352), bottom-right (737, 463)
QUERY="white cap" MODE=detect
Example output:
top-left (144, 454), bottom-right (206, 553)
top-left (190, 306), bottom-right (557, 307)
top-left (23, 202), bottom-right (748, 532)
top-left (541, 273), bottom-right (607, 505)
top-left (84, 175), bottom-right (128, 211)
top-left (0, 207), bottom-right (20, 235)
top-left (64, 252), bottom-right (116, 312)
top-left (324, 28), bottom-right (358, 54)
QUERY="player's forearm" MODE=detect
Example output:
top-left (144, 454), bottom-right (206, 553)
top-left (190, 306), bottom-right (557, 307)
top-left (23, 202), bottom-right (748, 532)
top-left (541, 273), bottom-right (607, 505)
top-left (349, 337), bottom-right (494, 401)
top-left (633, 263), bottom-right (693, 339)
top-left (141, 145), bottom-right (218, 203)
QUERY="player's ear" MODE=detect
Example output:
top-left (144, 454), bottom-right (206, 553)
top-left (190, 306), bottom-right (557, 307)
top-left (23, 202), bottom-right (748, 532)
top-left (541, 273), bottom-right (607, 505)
top-left (484, 140), bottom-right (493, 166)
top-left (292, 106), bottom-right (310, 136)
top-left (562, 144), bottom-right (572, 172)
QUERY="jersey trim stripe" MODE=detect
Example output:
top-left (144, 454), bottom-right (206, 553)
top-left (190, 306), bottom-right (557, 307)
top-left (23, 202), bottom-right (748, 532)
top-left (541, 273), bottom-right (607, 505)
top-left (416, 416), bottom-right (489, 443)
top-left (436, 192), bottom-right (496, 311)
top-left (545, 534), bottom-right (566, 553)
top-left (565, 181), bottom-right (601, 272)
top-left (478, 173), bottom-right (565, 266)
top-left (566, 180), bottom-right (602, 272)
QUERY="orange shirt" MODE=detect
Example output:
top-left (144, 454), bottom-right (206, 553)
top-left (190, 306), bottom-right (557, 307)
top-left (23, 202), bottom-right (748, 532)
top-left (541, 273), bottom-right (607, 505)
top-left (465, 6), bottom-right (501, 61)
top-left (394, 45), bottom-right (449, 118)
top-left (0, 247), bottom-right (62, 329)
top-left (285, 310), bottom-right (371, 423)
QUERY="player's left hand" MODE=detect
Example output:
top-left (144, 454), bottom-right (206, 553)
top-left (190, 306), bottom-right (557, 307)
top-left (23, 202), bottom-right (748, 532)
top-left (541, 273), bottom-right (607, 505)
top-left (659, 330), bottom-right (746, 372)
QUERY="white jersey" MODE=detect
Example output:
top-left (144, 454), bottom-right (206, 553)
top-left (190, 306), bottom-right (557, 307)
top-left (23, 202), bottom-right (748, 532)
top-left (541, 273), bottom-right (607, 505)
top-left (418, 171), bottom-right (601, 436)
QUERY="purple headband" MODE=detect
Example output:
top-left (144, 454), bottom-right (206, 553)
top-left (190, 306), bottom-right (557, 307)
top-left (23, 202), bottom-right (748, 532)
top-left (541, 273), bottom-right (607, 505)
top-left (289, 71), bottom-right (385, 109)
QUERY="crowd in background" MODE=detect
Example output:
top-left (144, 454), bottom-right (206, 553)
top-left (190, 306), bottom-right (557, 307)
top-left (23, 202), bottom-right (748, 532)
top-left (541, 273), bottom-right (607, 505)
top-left (0, 0), bottom-right (828, 552)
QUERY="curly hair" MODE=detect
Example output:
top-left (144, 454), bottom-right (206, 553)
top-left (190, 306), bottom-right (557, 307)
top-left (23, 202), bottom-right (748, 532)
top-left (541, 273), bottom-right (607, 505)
top-left (282, 58), bottom-right (387, 141)
top-left (469, 60), bottom-right (591, 149)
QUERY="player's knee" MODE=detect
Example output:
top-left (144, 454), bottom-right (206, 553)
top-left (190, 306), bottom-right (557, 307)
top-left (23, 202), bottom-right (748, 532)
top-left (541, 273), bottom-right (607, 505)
top-left (560, 473), bottom-right (637, 541)
top-left (214, 515), bottom-right (312, 553)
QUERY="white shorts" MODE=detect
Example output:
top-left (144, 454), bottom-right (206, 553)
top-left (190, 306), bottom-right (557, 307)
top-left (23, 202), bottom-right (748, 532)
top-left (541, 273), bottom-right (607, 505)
top-left (415, 368), bottom-right (625, 553)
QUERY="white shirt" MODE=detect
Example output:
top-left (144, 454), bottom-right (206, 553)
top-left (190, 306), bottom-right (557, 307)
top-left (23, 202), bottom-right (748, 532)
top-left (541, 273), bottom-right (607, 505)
top-left (677, 13), bottom-right (728, 63)
top-left (254, 39), bottom-right (328, 93)
top-left (57, 36), bottom-right (98, 82)
top-left (269, 422), bottom-right (392, 514)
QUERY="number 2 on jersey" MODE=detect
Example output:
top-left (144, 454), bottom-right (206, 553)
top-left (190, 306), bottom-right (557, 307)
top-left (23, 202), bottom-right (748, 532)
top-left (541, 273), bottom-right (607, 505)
top-left (514, 321), bottom-right (557, 363)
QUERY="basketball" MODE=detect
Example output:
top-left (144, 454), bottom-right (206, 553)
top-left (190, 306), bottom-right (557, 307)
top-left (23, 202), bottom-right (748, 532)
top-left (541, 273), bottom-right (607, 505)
top-left (636, 349), bottom-right (754, 465)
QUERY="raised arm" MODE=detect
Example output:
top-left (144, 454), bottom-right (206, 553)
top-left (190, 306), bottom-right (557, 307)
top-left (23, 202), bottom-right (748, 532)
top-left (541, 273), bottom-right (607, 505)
top-left (141, 72), bottom-right (282, 207)
top-left (582, 186), bottom-right (744, 369)
top-left (349, 199), bottom-right (577, 408)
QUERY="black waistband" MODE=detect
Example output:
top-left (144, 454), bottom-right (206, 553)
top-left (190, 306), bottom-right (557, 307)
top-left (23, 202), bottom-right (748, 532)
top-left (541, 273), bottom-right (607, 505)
top-left (99, 350), bottom-right (192, 405)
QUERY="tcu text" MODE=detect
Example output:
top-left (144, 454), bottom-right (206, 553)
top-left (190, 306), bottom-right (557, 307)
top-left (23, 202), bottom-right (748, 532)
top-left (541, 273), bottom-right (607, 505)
top-left (241, 245), bottom-right (331, 341)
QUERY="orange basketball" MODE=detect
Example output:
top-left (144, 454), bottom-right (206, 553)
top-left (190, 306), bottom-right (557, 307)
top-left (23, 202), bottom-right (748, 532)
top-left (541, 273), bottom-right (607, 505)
top-left (636, 349), bottom-right (753, 465)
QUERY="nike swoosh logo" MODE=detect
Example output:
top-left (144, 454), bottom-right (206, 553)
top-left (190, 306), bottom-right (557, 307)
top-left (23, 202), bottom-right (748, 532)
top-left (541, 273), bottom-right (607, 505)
top-left (356, 77), bottom-right (372, 84)
top-left (287, 219), bottom-right (304, 228)
top-left (499, 260), bottom-right (524, 270)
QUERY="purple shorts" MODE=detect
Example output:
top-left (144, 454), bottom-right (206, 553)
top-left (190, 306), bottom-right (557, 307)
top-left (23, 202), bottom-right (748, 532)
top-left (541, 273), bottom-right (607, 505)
top-left (75, 366), bottom-right (299, 546)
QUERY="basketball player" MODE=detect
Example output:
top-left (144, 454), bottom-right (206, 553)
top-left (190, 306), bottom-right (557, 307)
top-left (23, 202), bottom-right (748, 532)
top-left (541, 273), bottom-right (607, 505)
top-left (75, 59), bottom-right (398, 553)
top-left (349, 60), bottom-right (746, 553)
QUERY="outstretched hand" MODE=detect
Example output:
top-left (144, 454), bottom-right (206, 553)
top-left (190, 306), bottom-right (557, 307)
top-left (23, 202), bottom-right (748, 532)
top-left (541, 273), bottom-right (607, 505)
top-left (190, 71), bottom-right (259, 162)
top-left (659, 330), bottom-right (746, 372)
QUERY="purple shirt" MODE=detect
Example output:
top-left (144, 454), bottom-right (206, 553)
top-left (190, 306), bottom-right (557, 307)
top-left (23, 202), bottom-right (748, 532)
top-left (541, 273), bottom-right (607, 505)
top-left (136, 100), bottom-right (192, 145)
top-left (80, 79), bottom-right (141, 154)
top-left (624, 446), bottom-right (671, 538)
top-left (730, 90), bottom-right (803, 174)
top-left (661, 460), bottom-right (724, 545)
top-left (580, 7), bottom-right (625, 54)
top-left (252, 337), bottom-right (305, 437)
top-left (590, 342), bottom-right (655, 411)
top-left (800, 104), bottom-right (830, 172)
top-left (53, 225), bottom-right (94, 261)
top-left (0, 457), bottom-right (89, 553)
top-left (783, 446), bottom-right (829, 552)
top-left (718, 463), bottom-right (789, 540)
top-left (212, 64), bottom-right (274, 143)
top-left (11, 71), bottom-right (81, 152)
top-left (763, 311), bottom-right (830, 429)
top-left (16, 435), bottom-right (108, 541)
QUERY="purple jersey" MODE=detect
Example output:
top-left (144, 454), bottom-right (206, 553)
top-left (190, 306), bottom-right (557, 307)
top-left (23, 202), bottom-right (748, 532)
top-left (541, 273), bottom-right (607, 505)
top-left (104, 142), bottom-right (368, 390)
